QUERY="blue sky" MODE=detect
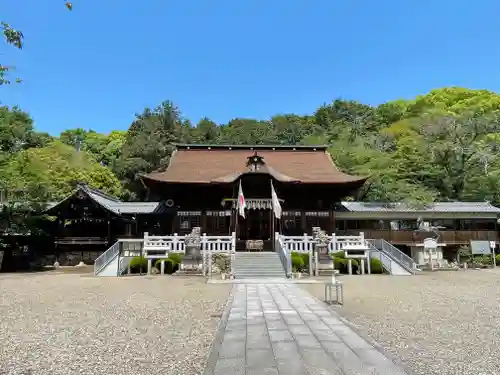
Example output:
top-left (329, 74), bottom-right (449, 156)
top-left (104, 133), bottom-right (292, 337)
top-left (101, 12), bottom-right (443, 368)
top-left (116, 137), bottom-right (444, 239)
top-left (1, 0), bottom-right (499, 136)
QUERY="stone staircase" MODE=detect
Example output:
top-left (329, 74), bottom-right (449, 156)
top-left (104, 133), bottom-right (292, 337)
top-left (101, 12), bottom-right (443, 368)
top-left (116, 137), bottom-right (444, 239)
top-left (233, 252), bottom-right (286, 279)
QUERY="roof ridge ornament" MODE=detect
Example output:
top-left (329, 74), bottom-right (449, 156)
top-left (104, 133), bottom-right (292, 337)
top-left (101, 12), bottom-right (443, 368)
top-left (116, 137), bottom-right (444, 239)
top-left (246, 152), bottom-right (265, 171)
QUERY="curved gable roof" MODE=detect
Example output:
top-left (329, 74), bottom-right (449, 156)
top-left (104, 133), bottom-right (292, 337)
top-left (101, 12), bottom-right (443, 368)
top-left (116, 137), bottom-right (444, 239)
top-left (143, 145), bottom-right (367, 184)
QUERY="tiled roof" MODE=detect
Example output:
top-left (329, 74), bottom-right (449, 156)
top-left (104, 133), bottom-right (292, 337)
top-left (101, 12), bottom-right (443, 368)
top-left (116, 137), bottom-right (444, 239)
top-left (44, 185), bottom-right (161, 215)
top-left (341, 201), bottom-right (500, 213)
top-left (143, 146), bottom-right (367, 184)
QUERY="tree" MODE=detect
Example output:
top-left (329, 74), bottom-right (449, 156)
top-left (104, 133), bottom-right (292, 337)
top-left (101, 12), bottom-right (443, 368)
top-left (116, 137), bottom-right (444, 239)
top-left (115, 101), bottom-right (187, 198)
top-left (1, 2), bottom-right (73, 85)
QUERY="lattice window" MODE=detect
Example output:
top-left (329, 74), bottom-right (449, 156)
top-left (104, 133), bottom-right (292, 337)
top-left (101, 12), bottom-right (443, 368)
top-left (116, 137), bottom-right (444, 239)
top-left (282, 212), bottom-right (302, 235)
top-left (176, 211), bottom-right (201, 235)
top-left (305, 211), bottom-right (330, 234)
top-left (206, 210), bottom-right (231, 235)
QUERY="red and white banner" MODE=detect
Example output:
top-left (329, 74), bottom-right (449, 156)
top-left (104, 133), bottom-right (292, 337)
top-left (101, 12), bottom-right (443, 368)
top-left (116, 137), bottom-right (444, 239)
top-left (237, 180), bottom-right (246, 218)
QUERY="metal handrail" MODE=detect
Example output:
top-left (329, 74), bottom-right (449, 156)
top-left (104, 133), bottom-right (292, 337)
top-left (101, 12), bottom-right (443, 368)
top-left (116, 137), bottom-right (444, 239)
top-left (367, 239), bottom-right (416, 274)
top-left (94, 241), bottom-right (120, 275)
top-left (367, 247), bottom-right (392, 274)
top-left (95, 238), bottom-right (144, 276)
top-left (275, 234), bottom-right (291, 277)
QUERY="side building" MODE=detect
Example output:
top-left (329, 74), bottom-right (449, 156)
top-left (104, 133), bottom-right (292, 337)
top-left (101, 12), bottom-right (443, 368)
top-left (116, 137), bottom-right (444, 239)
top-left (336, 201), bottom-right (500, 266)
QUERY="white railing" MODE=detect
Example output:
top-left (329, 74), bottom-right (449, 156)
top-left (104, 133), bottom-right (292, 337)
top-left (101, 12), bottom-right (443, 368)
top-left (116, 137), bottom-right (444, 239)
top-left (94, 241), bottom-right (120, 275)
top-left (94, 238), bottom-right (144, 276)
top-left (143, 233), bottom-right (185, 256)
top-left (143, 232), bottom-right (236, 258)
top-left (275, 232), bottom-right (292, 277)
top-left (143, 232), bottom-right (236, 278)
top-left (278, 232), bottom-right (366, 254)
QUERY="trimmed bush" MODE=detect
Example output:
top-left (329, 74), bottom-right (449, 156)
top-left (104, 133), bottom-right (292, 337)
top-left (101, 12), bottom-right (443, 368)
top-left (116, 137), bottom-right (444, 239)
top-left (496, 254), bottom-right (500, 264)
top-left (168, 252), bottom-right (183, 265)
top-left (129, 256), bottom-right (148, 274)
top-left (154, 258), bottom-right (168, 270)
top-left (333, 256), bottom-right (359, 274)
top-left (300, 253), bottom-right (310, 271)
top-left (331, 251), bottom-right (345, 259)
top-left (291, 254), bottom-right (304, 272)
top-left (153, 258), bottom-right (176, 274)
top-left (290, 252), bottom-right (310, 272)
top-left (370, 258), bottom-right (384, 274)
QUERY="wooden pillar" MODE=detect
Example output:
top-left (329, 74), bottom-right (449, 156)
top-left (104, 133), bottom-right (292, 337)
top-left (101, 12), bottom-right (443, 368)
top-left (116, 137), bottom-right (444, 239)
top-left (201, 210), bottom-right (207, 234)
top-left (107, 212), bottom-right (111, 245)
top-left (329, 210), bottom-right (335, 234)
top-left (301, 211), bottom-right (307, 234)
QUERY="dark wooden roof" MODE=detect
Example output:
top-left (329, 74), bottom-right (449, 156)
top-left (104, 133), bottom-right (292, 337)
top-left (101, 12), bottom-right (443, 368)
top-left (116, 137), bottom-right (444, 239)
top-left (43, 184), bottom-right (162, 215)
top-left (142, 145), bottom-right (367, 185)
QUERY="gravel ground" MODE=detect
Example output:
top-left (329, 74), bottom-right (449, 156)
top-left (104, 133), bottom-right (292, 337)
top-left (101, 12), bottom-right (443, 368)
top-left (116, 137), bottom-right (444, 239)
top-left (0, 272), bottom-right (231, 375)
top-left (301, 270), bottom-right (500, 375)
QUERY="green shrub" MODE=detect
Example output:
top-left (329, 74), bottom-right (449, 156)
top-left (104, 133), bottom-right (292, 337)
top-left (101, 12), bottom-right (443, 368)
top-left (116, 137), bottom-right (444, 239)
top-left (129, 256), bottom-right (148, 274)
top-left (496, 254), bottom-right (500, 264)
top-left (168, 252), bottom-right (183, 265)
top-left (153, 258), bottom-right (176, 274)
top-left (291, 254), bottom-right (304, 272)
top-left (154, 258), bottom-right (168, 270)
top-left (300, 253), bottom-right (310, 270)
top-left (331, 251), bottom-right (345, 259)
top-left (290, 252), bottom-right (310, 272)
top-left (370, 258), bottom-right (384, 274)
top-left (213, 253), bottom-right (230, 272)
top-left (333, 256), bottom-right (359, 274)
top-left (474, 255), bottom-right (492, 266)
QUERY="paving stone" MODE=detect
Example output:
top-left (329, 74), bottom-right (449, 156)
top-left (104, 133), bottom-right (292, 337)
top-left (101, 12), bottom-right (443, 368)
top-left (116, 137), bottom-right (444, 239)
top-left (268, 329), bottom-right (294, 342)
top-left (247, 325), bottom-right (267, 336)
top-left (246, 348), bottom-right (277, 368)
top-left (295, 334), bottom-right (322, 349)
top-left (288, 324), bottom-right (313, 336)
top-left (272, 341), bottom-right (301, 359)
top-left (276, 358), bottom-right (307, 375)
top-left (213, 358), bottom-right (246, 375)
top-left (321, 316), bottom-right (344, 326)
top-left (322, 341), bottom-right (379, 375)
top-left (247, 338), bottom-right (272, 350)
top-left (224, 330), bottom-right (246, 341)
top-left (339, 332), bottom-right (375, 350)
top-left (301, 349), bottom-right (344, 375)
top-left (314, 331), bottom-right (342, 342)
top-left (247, 316), bottom-right (267, 325)
top-left (205, 283), bottom-right (411, 375)
top-left (218, 339), bottom-right (246, 358)
top-left (246, 366), bottom-right (279, 375)
top-left (284, 316), bottom-right (304, 325)
top-left (307, 321), bottom-right (331, 332)
top-left (266, 320), bottom-right (288, 330)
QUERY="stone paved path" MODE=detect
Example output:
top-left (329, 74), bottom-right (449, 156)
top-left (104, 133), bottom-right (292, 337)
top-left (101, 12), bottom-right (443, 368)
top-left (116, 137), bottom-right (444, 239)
top-left (204, 283), bottom-right (412, 375)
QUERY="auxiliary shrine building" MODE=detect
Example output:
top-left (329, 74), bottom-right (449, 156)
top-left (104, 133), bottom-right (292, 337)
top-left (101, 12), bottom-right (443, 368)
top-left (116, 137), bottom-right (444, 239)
top-left (140, 144), bottom-right (367, 251)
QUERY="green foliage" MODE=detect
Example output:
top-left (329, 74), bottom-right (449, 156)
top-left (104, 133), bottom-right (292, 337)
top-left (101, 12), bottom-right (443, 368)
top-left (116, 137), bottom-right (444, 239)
top-left (370, 258), bottom-right (384, 274)
top-left (332, 256), bottom-right (359, 274)
top-left (473, 255), bottom-right (492, 266)
top-left (0, 141), bottom-right (122, 201)
top-left (291, 252), bottom-right (310, 272)
top-left (1, 3), bottom-right (72, 85)
top-left (154, 258), bottom-right (175, 274)
top-left (291, 253), bottom-right (304, 272)
top-left (213, 253), bottom-right (230, 272)
top-left (167, 252), bottom-right (184, 265)
top-left (129, 256), bottom-right (148, 273)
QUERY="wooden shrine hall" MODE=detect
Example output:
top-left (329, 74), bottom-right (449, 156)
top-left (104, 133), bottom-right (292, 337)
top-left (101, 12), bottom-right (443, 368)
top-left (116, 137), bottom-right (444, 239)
top-left (140, 144), bottom-right (368, 251)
